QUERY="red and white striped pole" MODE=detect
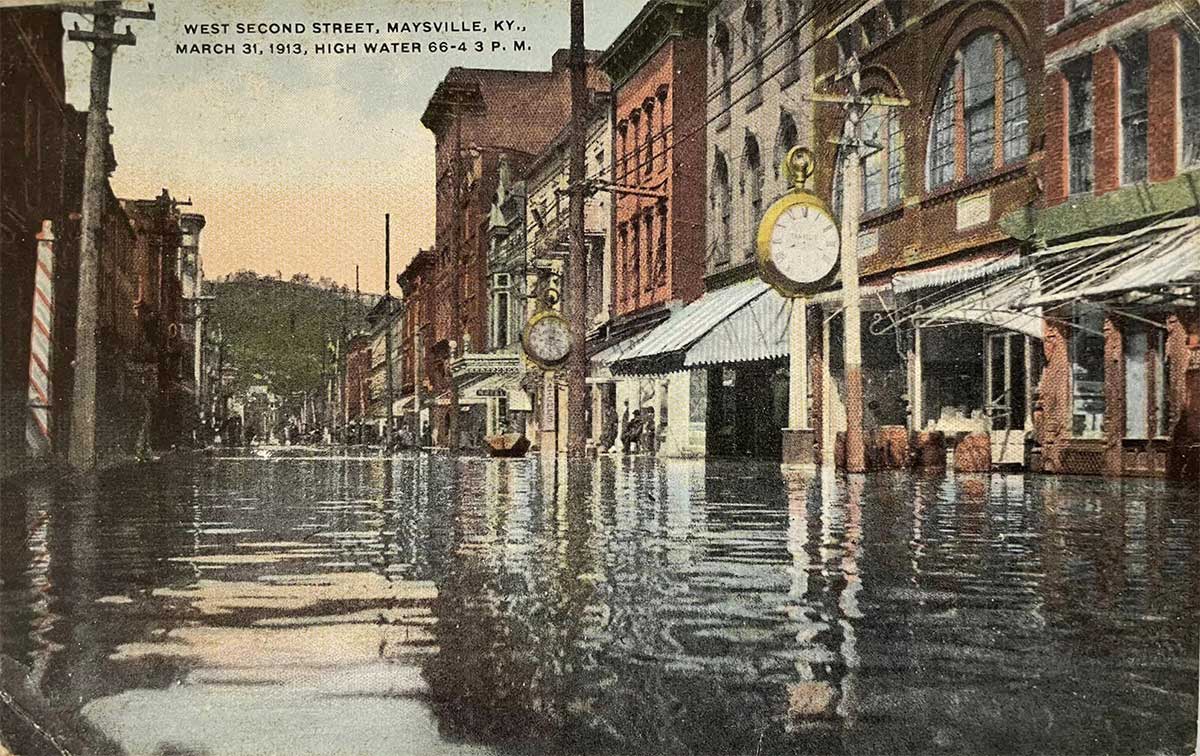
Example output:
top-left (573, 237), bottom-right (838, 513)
top-left (27, 220), bottom-right (56, 457)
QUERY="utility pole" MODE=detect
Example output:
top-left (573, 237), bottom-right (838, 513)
top-left (808, 62), bottom-right (909, 474)
top-left (65, 0), bottom-right (155, 470)
top-left (384, 214), bottom-right (396, 450)
top-left (448, 103), bottom-right (464, 452)
top-left (354, 266), bottom-right (362, 445)
top-left (565, 0), bottom-right (589, 457)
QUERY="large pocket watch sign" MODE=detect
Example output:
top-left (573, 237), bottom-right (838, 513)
top-left (756, 147), bottom-right (840, 297)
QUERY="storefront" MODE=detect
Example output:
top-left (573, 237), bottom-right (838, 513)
top-left (609, 278), bottom-right (791, 458)
top-left (1027, 216), bottom-right (1200, 478)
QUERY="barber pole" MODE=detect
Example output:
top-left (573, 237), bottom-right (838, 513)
top-left (27, 220), bottom-right (56, 457)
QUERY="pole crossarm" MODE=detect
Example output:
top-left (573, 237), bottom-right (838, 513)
top-left (590, 180), bottom-right (669, 199)
top-left (59, 3), bottom-right (156, 20)
top-left (68, 28), bottom-right (137, 46)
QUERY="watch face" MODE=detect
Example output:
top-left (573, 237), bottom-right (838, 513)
top-left (526, 315), bottom-right (571, 364)
top-left (769, 203), bottom-right (840, 285)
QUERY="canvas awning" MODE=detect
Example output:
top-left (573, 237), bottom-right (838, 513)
top-left (685, 285), bottom-right (791, 367)
top-left (1029, 216), bottom-right (1200, 306)
top-left (914, 266), bottom-right (1043, 339)
top-left (892, 253), bottom-right (1021, 293)
top-left (610, 279), bottom-right (774, 374)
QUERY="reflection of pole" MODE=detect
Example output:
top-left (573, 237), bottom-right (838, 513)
top-left (67, 1), bottom-right (155, 469)
top-left (565, 0), bottom-right (588, 457)
top-left (838, 134), bottom-right (865, 474)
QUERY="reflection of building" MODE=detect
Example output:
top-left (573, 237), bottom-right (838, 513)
top-left (595, 0), bottom-right (709, 457)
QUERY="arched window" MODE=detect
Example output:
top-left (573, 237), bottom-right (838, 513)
top-left (774, 110), bottom-right (799, 180)
top-left (629, 110), bottom-right (641, 185)
top-left (745, 1), bottom-right (765, 106)
top-left (643, 98), bottom-right (656, 177)
top-left (743, 132), bottom-right (763, 254)
top-left (712, 150), bottom-right (732, 264)
top-left (927, 31), bottom-right (1028, 190)
top-left (713, 23), bottom-right (732, 118)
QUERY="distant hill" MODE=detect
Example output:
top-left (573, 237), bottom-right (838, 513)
top-left (208, 271), bottom-right (374, 398)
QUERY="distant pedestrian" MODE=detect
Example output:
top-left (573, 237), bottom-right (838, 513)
top-left (623, 408), bottom-right (642, 453)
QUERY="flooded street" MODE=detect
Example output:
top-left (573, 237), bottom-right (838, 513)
top-left (1, 450), bottom-right (1197, 755)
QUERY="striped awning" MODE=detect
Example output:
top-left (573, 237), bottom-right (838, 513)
top-left (892, 253), bottom-right (1021, 293)
top-left (1029, 216), bottom-right (1200, 305)
top-left (685, 286), bottom-right (791, 367)
top-left (914, 266), bottom-right (1044, 339)
top-left (612, 279), bottom-right (790, 374)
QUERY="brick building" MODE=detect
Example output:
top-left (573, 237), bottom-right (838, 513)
top-left (803, 0), bottom-right (1046, 470)
top-left (608, 0), bottom-right (816, 459)
top-left (595, 0), bottom-right (708, 456)
top-left (1006, 0), bottom-right (1200, 478)
top-left (418, 52), bottom-right (606, 447)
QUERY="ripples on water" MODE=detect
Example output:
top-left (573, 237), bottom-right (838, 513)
top-left (0, 451), bottom-right (1196, 755)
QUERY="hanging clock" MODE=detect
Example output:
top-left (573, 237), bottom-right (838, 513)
top-left (522, 309), bottom-right (572, 368)
top-left (756, 147), bottom-right (840, 297)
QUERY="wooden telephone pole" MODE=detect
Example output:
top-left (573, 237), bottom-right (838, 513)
top-left (66, 1), bottom-right (155, 470)
top-left (384, 215), bottom-right (396, 450)
top-left (565, 0), bottom-right (589, 457)
top-left (808, 60), bottom-right (908, 474)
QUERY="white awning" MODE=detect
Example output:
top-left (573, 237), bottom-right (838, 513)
top-left (1030, 216), bottom-right (1200, 305)
top-left (915, 267), bottom-right (1044, 339)
top-left (892, 253), bottom-right (1021, 293)
top-left (686, 285), bottom-right (791, 367)
top-left (614, 279), bottom-right (771, 369)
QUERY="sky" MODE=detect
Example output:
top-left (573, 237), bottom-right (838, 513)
top-left (56, 0), bottom-right (645, 294)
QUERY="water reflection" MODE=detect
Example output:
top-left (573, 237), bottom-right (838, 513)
top-left (0, 452), bottom-right (1196, 755)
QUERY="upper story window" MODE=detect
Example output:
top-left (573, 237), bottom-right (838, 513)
top-left (713, 23), bottom-right (733, 122)
top-left (656, 85), bottom-right (669, 173)
top-left (927, 32), bottom-right (1029, 191)
top-left (774, 111), bottom-right (799, 180)
top-left (745, 2), bottom-right (765, 108)
top-left (862, 105), bottom-right (904, 212)
top-left (629, 111), bottom-right (642, 184)
top-left (833, 98), bottom-right (905, 216)
top-left (743, 133), bottom-right (763, 253)
top-left (782, 0), bottom-right (802, 85)
top-left (643, 98), bottom-right (656, 177)
top-left (617, 120), bottom-right (628, 182)
top-left (1118, 34), bottom-right (1149, 185)
top-left (1065, 57), bottom-right (1094, 195)
top-left (1183, 30), bottom-right (1200, 169)
top-left (712, 150), bottom-right (732, 265)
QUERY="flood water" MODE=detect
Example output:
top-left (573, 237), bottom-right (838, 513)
top-left (1, 449), bottom-right (1197, 755)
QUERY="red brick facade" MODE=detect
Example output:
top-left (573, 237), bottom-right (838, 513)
top-left (609, 37), bottom-right (706, 319)
top-left (601, 1), bottom-right (708, 327)
top-left (1037, 0), bottom-right (1200, 478)
top-left (813, 0), bottom-right (1044, 280)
